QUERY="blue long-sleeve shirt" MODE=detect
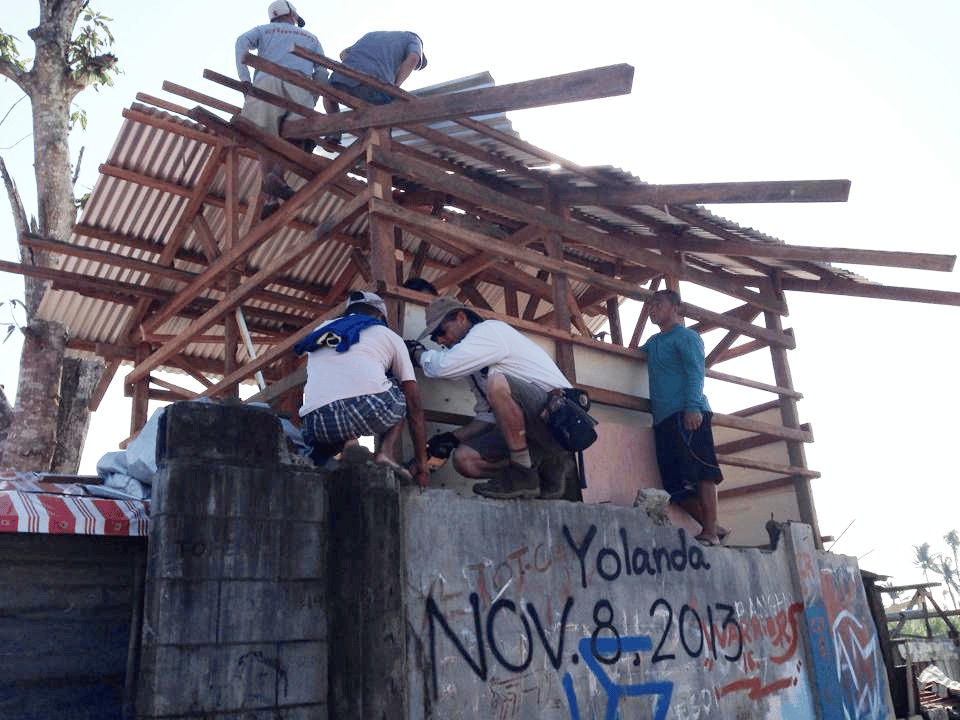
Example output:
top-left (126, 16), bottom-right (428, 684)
top-left (640, 324), bottom-right (711, 425)
top-left (235, 23), bottom-right (327, 85)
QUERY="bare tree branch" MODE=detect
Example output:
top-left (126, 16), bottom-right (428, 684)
top-left (72, 145), bottom-right (84, 184)
top-left (0, 95), bottom-right (27, 129)
top-left (0, 154), bottom-right (29, 245)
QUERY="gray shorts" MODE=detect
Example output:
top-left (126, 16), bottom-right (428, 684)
top-left (462, 374), bottom-right (564, 462)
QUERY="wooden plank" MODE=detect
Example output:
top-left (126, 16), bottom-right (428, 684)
top-left (671, 234), bottom-right (954, 272)
top-left (712, 412), bottom-right (813, 443)
top-left (705, 369), bottom-right (803, 399)
top-left (717, 454), bottom-right (820, 478)
top-left (246, 366), bottom-right (307, 405)
top-left (606, 297), bottom-right (623, 345)
top-left (668, 205), bottom-right (955, 272)
top-left (369, 145), bottom-right (787, 313)
top-left (139, 137), bottom-right (367, 337)
top-left (161, 81), bottom-right (240, 115)
top-left (557, 179), bottom-right (851, 207)
top-left (780, 277), bottom-right (960, 306)
top-left (126, 189), bottom-right (371, 385)
top-left (283, 63), bottom-right (636, 138)
top-left (369, 200), bottom-right (796, 349)
top-left (380, 283), bottom-right (647, 362)
top-left (291, 47), bottom-right (626, 188)
top-left (202, 69), bottom-right (317, 117)
top-left (718, 477), bottom-right (795, 500)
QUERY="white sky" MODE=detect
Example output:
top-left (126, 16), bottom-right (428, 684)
top-left (1, 0), bottom-right (958, 590)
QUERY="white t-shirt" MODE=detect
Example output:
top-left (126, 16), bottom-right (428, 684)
top-left (419, 319), bottom-right (571, 422)
top-left (300, 322), bottom-right (416, 416)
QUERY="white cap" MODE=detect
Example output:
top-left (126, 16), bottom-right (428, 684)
top-left (267, 1), bottom-right (305, 26)
top-left (346, 291), bottom-right (388, 319)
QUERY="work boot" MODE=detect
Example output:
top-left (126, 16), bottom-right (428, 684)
top-left (537, 454), bottom-right (576, 500)
top-left (263, 174), bottom-right (296, 201)
top-left (473, 462), bottom-right (539, 499)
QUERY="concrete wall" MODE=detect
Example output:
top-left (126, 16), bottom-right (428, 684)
top-left (136, 403), bottom-right (328, 720)
top-left (400, 492), bottom-right (895, 720)
top-left (0, 533), bottom-right (144, 720)
top-left (134, 403), bottom-right (892, 720)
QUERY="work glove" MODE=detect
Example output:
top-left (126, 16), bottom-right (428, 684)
top-left (426, 431), bottom-right (460, 460)
top-left (405, 339), bottom-right (426, 367)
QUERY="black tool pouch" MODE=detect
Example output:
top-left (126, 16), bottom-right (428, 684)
top-left (540, 389), bottom-right (598, 452)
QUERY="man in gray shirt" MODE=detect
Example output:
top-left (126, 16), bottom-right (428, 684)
top-left (322, 31), bottom-right (427, 114)
top-left (235, 1), bottom-right (327, 217)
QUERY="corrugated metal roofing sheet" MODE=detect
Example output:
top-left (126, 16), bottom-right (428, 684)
top-left (34, 72), bottom-right (870, 373)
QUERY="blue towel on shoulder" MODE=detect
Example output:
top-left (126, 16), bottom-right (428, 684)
top-left (294, 314), bottom-right (385, 355)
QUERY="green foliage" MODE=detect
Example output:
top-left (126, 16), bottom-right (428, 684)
top-left (0, 30), bottom-right (30, 73)
top-left (67, 9), bottom-right (120, 89)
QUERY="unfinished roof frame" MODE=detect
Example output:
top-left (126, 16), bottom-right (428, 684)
top-left (13, 49), bottom-right (958, 542)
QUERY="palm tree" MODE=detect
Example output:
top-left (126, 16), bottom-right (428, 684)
top-left (914, 543), bottom-right (937, 583)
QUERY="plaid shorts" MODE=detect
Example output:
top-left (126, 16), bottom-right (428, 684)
top-left (301, 385), bottom-right (407, 446)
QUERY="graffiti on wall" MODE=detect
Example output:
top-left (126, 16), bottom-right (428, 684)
top-left (794, 545), bottom-right (891, 720)
top-left (419, 522), bottom-right (815, 719)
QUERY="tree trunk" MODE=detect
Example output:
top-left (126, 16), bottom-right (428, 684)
top-left (0, 0), bottom-right (104, 472)
top-left (0, 319), bottom-right (66, 471)
top-left (50, 356), bottom-right (105, 473)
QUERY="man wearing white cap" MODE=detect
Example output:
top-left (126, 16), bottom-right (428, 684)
top-left (236, 2), bottom-right (327, 217)
top-left (295, 291), bottom-right (429, 486)
top-left (409, 297), bottom-right (577, 500)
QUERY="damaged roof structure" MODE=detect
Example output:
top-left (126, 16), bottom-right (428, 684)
top-left (5, 48), bottom-right (958, 544)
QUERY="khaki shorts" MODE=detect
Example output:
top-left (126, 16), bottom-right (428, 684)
top-left (462, 374), bottom-right (565, 462)
top-left (240, 74), bottom-right (318, 136)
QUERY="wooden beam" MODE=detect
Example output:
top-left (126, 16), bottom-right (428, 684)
top-left (712, 412), bottom-right (813, 444)
top-left (140, 137), bottom-right (368, 337)
top-left (161, 80), bottom-right (241, 115)
top-left (705, 368), bottom-right (803, 399)
top-left (718, 454), bottom-right (820, 479)
top-left (126, 190), bottom-right (371, 384)
top-left (557, 179), bottom-right (851, 207)
top-left (369, 200), bottom-right (796, 349)
top-left (369, 145), bottom-right (787, 313)
top-left (780, 277), bottom-right (960, 306)
top-left (283, 63), bottom-right (635, 138)
top-left (668, 205), bottom-right (955, 273)
top-left (674, 234), bottom-right (953, 272)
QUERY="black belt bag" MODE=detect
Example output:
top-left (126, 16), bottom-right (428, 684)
top-left (540, 388), bottom-right (599, 452)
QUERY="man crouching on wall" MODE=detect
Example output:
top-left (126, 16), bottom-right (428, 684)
top-left (407, 297), bottom-right (579, 500)
top-left (296, 291), bottom-right (429, 487)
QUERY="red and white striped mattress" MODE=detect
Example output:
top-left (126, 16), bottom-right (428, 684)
top-left (0, 472), bottom-right (149, 537)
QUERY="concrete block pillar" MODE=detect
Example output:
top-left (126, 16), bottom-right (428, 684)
top-left (136, 402), bottom-right (328, 719)
top-left (326, 447), bottom-right (407, 720)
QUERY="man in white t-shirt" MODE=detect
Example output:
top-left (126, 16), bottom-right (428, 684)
top-left (408, 297), bottom-right (577, 500)
top-left (297, 291), bottom-right (428, 486)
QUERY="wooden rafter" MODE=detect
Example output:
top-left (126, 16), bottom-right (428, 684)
top-left (282, 63), bottom-right (635, 138)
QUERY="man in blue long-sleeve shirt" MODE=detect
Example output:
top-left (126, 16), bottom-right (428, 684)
top-left (639, 290), bottom-right (726, 545)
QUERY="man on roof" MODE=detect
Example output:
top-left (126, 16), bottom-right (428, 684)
top-left (235, 1), bottom-right (328, 218)
top-left (322, 31), bottom-right (427, 122)
top-left (407, 297), bottom-right (580, 500)
top-left (296, 291), bottom-right (429, 487)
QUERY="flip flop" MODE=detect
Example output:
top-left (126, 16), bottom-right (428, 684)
top-left (695, 533), bottom-right (719, 547)
top-left (373, 455), bottom-right (413, 481)
top-left (717, 527), bottom-right (732, 543)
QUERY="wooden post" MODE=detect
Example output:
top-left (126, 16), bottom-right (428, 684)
top-left (130, 342), bottom-right (151, 435)
top-left (765, 301), bottom-right (822, 545)
top-left (366, 130), bottom-right (398, 324)
top-left (222, 146), bottom-right (241, 399)
top-left (606, 296), bottom-right (623, 345)
top-left (545, 191), bottom-right (575, 382)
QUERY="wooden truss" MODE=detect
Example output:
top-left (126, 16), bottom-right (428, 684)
top-left (14, 50), bottom-right (958, 538)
